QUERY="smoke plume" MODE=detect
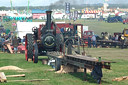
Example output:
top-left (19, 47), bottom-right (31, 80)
top-left (49, 0), bottom-right (84, 10)
top-left (51, 0), bottom-right (84, 5)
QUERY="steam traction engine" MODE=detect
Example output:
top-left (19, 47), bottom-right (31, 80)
top-left (25, 11), bottom-right (113, 84)
top-left (25, 11), bottom-right (63, 63)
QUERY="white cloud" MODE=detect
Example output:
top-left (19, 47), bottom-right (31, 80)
top-left (0, 0), bottom-right (59, 7)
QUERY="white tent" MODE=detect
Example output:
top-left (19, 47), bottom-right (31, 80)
top-left (16, 22), bottom-right (65, 39)
top-left (16, 22), bottom-right (45, 39)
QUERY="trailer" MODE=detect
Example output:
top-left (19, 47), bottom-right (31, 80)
top-left (98, 29), bottom-right (128, 48)
top-left (123, 18), bottom-right (128, 24)
top-left (46, 35), bottom-right (113, 84)
top-left (47, 51), bottom-right (113, 84)
top-left (97, 40), bottom-right (120, 48)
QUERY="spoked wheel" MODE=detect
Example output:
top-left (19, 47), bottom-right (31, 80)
top-left (25, 34), bottom-right (33, 61)
top-left (33, 43), bottom-right (38, 63)
top-left (56, 34), bottom-right (64, 52)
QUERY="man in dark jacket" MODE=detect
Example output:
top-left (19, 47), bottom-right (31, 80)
top-left (88, 35), bottom-right (91, 48)
top-left (0, 36), bottom-right (5, 52)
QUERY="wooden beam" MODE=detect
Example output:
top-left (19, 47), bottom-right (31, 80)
top-left (6, 74), bottom-right (25, 78)
top-left (112, 76), bottom-right (128, 81)
top-left (6, 44), bottom-right (13, 54)
top-left (8, 79), bottom-right (50, 82)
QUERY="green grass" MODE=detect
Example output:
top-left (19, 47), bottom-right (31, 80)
top-left (73, 19), bottom-right (128, 36)
top-left (0, 48), bottom-right (128, 85)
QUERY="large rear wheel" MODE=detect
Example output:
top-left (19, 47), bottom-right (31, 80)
top-left (56, 34), bottom-right (64, 52)
top-left (25, 34), bottom-right (34, 61)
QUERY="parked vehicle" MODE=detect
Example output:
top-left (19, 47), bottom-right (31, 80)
top-left (123, 18), bottom-right (128, 24)
top-left (107, 16), bottom-right (123, 23)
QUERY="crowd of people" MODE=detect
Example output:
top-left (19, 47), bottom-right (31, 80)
top-left (0, 32), bottom-right (25, 53)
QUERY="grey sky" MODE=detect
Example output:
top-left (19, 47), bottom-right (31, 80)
top-left (0, 0), bottom-right (127, 7)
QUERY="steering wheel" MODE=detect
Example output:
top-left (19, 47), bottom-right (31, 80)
top-left (32, 26), bottom-right (38, 32)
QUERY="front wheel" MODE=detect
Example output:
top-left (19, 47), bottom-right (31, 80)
top-left (123, 22), bottom-right (126, 24)
top-left (56, 34), bottom-right (64, 52)
top-left (33, 43), bottom-right (38, 63)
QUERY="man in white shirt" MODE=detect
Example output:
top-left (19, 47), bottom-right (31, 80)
top-left (91, 35), bottom-right (97, 48)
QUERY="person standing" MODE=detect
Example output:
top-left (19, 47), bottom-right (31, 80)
top-left (21, 36), bottom-right (25, 45)
top-left (120, 34), bottom-right (125, 49)
top-left (88, 35), bottom-right (91, 48)
top-left (0, 36), bottom-right (5, 52)
top-left (60, 27), bottom-right (64, 33)
top-left (91, 35), bottom-right (97, 48)
top-left (12, 36), bottom-right (19, 53)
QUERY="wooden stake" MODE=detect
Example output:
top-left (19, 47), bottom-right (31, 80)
top-left (83, 68), bottom-right (87, 81)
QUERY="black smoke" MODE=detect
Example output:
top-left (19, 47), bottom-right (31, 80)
top-left (51, 0), bottom-right (84, 5)
top-left (49, 0), bottom-right (84, 10)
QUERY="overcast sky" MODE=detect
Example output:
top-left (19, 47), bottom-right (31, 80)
top-left (0, 0), bottom-right (128, 7)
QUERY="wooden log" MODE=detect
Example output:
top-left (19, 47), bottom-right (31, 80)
top-left (0, 72), bottom-right (7, 83)
top-left (55, 65), bottom-right (91, 73)
top-left (6, 74), bottom-right (25, 78)
top-left (46, 69), bottom-right (55, 71)
top-left (28, 58), bottom-right (32, 62)
top-left (42, 59), bottom-right (48, 64)
top-left (58, 56), bottom-right (64, 58)
top-left (112, 76), bottom-right (128, 81)
top-left (8, 79), bottom-right (50, 82)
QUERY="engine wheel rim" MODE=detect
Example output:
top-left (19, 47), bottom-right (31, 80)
top-left (33, 45), bottom-right (35, 62)
top-left (25, 36), bottom-right (28, 61)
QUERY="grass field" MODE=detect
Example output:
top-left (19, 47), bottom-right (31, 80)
top-left (0, 48), bottom-right (128, 85)
top-left (71, 19), bottom-right (128, 36)
top-left (0, 19), bottom-right (128, 85)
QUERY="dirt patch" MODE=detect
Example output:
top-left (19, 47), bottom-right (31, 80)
top-left (0, 66), bottom-right (24, 71)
